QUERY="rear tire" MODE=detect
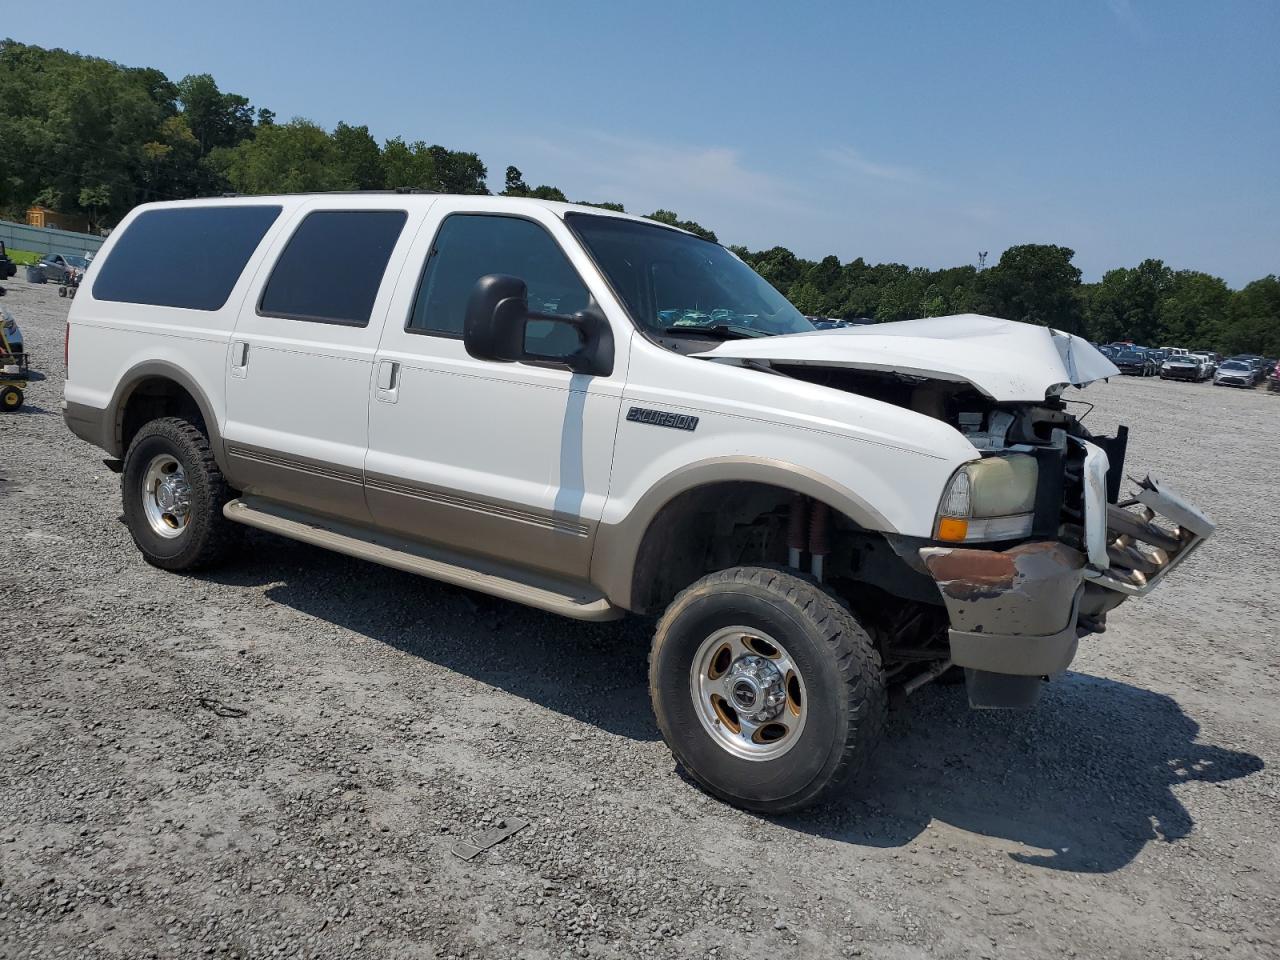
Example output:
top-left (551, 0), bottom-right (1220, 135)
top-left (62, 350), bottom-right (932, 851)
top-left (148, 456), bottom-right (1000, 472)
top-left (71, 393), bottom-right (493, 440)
top-left (122, 417), bottom-right (240, 571)
top-left (650, 567), bottom-right (885, 813)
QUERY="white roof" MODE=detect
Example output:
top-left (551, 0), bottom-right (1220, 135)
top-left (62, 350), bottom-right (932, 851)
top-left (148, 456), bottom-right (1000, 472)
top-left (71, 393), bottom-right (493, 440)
top-left (130, 193), bottom-right (693, 233)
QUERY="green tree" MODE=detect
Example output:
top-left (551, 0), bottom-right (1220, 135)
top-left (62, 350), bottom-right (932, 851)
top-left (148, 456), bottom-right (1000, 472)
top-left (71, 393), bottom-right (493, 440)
top-left (175, 73), bottom-right (254, 155)
top-left (645, 209), bottom-right (717, 242)
top-left (381, 137), bottom-right (435, 189)
top-left (1220, 276), bottom-right (1280, 355)
top-left (502, 165), bottom-right (530, 196)
top-left (1086, 259), bottom-right (1173, 344)
top-left (1158, 271), bottom-right (1231, 348)
top-left (330, 122), bottom-right (383, 190)
top-left (980, 244), bottom-right (1083, 332)
top-left (215, 119), bottom-right (344, 194)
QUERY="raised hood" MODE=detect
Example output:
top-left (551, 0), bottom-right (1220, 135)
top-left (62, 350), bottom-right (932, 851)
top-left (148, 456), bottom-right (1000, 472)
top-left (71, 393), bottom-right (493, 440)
top-left (699, 314), bottom-right (1119, 402)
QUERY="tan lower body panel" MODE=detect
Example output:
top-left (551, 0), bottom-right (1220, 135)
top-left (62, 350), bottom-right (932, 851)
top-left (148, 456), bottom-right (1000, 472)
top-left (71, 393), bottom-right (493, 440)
top-left (223, 498), bottom-right (622, 622)
top-left (364, 472), bottom-right (596, 582)
top-left (225, 443), bottom-right (372, 527)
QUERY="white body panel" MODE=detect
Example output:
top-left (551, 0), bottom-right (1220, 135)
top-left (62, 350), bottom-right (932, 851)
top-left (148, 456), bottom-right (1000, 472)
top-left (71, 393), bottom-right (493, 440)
top-left (604, 336), bottom-right (977, 538)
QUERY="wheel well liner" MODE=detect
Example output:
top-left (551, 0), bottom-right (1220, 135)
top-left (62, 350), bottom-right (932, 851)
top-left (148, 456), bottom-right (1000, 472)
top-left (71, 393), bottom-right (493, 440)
top-left (593, 459), bottom-right (895, 613)
top-left (109, 361), bottom-right (224, 467)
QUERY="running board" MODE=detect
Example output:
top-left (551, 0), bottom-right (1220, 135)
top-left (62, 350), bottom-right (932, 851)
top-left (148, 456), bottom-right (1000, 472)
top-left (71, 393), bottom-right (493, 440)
top-left (223, 498), bottom-right (623, 622)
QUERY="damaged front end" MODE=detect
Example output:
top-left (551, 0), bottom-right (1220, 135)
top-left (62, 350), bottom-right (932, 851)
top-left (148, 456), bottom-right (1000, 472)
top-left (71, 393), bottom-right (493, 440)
top-left (702, 315), bottom-right (1213, 708)
top-left (920, 467), bottom-right (1214, 708)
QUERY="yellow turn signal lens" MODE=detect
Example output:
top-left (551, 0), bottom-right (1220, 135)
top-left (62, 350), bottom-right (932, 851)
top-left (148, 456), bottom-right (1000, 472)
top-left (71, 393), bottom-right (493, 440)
top-left (937, 517), bottom-right (969, 542)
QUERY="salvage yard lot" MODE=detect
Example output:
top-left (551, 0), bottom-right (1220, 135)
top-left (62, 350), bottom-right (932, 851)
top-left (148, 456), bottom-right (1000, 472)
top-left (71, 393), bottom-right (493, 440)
top-left (1, 280), bottom-right (1277, 960)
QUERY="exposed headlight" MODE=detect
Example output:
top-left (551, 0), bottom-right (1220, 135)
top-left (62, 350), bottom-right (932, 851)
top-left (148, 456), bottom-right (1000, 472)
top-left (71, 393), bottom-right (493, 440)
top-left (935, 454), bottom-right (1038, 542)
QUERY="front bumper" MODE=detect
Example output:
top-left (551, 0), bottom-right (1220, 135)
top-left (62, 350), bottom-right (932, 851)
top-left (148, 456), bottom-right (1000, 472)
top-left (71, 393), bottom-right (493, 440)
top-left (920, 457), bottom-right (1214, 707)
top-left (1162, 367), bottom-right (1199, 380)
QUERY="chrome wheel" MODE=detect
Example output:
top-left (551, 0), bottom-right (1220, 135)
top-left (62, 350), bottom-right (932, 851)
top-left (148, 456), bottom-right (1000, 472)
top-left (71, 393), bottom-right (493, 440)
top-left (141, 454), bottom-right (192, 539)
top-left (689, 626), bottom-right (807, 761)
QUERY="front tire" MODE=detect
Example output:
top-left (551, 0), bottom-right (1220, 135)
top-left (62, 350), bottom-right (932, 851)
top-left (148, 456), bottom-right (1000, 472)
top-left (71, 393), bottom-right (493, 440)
top-left (650, 567), bottom-right (885, 813)
top-left (122, 417), bottom-right (240, 571)
top-left (0, 384), bottom-right (22, 411)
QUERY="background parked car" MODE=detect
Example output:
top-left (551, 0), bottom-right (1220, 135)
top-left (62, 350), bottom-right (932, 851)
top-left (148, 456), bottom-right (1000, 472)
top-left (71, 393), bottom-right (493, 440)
top-left (1191, 351), bottom-right (1219, 377)
top-left (36, 253), bottom-right (90, 283)
top-left (1215, 359), bottom-right (1259, 387)
top-left (0, 241), bottom-right (15, 280)
top-left (1114, 347), bottom-right (1157, 376)
top-left (1161, 353), bottom-right (1205, 381)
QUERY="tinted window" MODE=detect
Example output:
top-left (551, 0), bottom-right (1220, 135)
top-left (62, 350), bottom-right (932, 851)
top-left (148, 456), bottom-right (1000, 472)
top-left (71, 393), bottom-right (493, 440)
top-left (93, 205), bottom-right (281, 310)
top-left (409, 215), bottom-right (589, 358)
top-left (259, 210), bottom-right (407, 326)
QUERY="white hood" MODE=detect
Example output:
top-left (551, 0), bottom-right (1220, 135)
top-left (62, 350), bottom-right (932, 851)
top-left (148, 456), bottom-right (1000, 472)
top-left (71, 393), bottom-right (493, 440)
top-left (699, 314), bottom-right (1119, 402)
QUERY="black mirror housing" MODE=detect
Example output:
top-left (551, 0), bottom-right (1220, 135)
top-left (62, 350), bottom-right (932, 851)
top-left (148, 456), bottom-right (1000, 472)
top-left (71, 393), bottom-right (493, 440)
top-left (463, 273), bottom-right (614, 377)
top-left (463, 274), bottom-right (530, 364)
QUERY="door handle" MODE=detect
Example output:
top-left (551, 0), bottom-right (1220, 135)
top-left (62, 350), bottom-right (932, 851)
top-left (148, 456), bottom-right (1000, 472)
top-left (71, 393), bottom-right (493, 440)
top-left (230, 340), bottom-right (249, 379)
top-left (376, 360), bottom-right (400, 403)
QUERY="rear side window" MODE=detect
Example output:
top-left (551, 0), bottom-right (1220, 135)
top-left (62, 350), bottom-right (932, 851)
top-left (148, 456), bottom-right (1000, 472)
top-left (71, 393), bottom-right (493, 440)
top-left (93, 205), bottom-right (281, 310)
top-left (259, 210), bottom-right (407, 326)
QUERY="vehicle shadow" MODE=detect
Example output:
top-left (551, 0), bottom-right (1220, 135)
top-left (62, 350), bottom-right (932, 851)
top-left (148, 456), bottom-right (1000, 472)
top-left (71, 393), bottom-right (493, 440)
top-left (205, 531), bottom-right (662, 741)
top-left (205, 532), bottom-right (1264, 874)
top-left (786, 674), bottom-right (1264, 873)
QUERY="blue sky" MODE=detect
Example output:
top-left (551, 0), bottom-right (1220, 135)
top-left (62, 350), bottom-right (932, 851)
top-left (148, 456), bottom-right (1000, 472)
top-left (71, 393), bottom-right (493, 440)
top-left (13, 0), bottom-right (1279, 285)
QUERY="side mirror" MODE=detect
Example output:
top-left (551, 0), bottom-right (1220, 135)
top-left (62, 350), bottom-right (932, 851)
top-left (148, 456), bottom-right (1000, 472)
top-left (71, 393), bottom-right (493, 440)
top-left (463, 274), bottom-right (613, 377)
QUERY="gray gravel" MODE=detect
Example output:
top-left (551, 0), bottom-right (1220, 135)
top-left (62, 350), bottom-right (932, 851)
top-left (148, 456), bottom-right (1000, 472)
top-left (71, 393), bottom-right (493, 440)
top-left (1, 278), bottom-right (1278, 960)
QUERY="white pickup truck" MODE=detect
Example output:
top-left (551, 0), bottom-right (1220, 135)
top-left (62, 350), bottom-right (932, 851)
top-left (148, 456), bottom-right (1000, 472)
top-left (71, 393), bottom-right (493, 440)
top-left (62, 194), bottom-right (1214, 812)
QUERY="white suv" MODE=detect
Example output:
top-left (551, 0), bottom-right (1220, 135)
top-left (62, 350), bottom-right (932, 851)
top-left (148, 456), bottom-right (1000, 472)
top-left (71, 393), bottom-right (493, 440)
top-left (63, 194), bottom-right (1214, 811)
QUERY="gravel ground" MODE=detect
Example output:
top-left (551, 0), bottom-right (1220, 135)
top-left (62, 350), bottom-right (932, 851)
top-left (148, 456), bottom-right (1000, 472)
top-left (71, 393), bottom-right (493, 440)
top-left (1, 279), bottom-right (1277, 960)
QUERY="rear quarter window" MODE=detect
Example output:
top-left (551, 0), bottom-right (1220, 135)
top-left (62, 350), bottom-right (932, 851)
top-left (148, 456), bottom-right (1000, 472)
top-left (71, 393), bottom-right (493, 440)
top-left (92, 205), bottom-right (281, 310)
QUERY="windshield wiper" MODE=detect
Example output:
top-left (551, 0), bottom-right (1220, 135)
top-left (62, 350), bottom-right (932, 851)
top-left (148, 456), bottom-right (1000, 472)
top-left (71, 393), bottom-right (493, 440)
top-left (662, 323), bottom-right (770, 340)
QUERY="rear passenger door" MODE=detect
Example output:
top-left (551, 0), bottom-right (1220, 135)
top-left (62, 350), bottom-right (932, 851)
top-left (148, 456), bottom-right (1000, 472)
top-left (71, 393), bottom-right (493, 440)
top-left (223, 201), bottom-right (421, 524)
top-left (364, 202), bottom-right (628, 581)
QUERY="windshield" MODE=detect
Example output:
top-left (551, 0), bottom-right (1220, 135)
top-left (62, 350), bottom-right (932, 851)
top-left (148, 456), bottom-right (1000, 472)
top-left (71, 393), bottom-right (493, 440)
top-left (1118, 350), bottom-right (1145, 359)
top-left (566, 214), bottom-right (814, 338)
top-left (65, 255), bottom-right (90, 268)
top-left (1220, 361), bottom-right (1249, 371)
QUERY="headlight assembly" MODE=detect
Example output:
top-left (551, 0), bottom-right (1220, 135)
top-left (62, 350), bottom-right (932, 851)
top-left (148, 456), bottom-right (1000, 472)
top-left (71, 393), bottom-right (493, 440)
top-left (935, 454), bottom-right (1038, 543)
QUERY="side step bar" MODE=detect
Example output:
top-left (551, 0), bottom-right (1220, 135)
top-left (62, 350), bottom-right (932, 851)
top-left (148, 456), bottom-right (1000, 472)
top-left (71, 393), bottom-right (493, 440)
top-left (224, 498), bottom-right (623, 622)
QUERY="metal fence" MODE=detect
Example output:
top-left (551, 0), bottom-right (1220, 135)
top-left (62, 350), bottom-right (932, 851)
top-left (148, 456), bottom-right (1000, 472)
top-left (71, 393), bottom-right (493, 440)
top-left (0, 220), bottom-right (105, 259)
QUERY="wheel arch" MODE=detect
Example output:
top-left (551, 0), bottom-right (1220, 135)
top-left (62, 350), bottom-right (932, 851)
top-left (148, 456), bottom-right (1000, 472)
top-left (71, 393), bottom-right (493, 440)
top-left (109, 360), bottom-right (225, 470)
top-left (591, 457), bottom-right (895, 613)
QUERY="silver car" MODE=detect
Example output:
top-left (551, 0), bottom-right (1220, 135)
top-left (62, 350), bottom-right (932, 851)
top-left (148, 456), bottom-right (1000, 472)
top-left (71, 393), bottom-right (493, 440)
top-left (37, 253), bottom-right (90, 282)
top-left (1214, 359), bottom-right (1257, 387)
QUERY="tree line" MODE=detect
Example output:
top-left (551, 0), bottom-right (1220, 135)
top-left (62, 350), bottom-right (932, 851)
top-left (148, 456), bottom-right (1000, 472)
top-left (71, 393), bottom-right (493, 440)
top-left (1, 39), bottom-right (1275, 355)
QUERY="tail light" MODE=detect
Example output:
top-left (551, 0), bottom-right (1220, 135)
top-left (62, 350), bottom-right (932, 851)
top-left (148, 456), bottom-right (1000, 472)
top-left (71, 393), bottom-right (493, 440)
top-left (64, 321), bottom-right (70, 373)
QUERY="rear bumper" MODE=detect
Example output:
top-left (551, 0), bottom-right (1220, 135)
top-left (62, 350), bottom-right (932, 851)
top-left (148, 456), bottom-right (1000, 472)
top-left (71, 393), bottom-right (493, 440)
top-left (62, 398), bottom-right (113, 451)
top-left (919, 462), bottom-right (1214, 706)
